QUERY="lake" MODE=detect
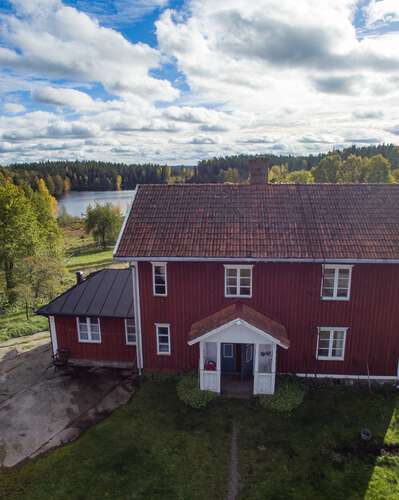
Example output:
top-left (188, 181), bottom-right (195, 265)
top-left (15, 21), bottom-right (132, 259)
top-left (58, 190), bottom-right (135, 217)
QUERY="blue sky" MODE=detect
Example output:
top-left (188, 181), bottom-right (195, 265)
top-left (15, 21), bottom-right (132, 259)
top-left (0, 0), bottom-right (398, 164)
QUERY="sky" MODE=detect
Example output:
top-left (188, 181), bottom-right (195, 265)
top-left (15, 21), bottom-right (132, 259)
top-left (0, 0), bottom-right (399, 165)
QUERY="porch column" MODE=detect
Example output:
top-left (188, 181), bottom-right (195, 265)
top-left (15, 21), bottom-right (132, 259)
top-left (216, 341), bottom-right (221, 393)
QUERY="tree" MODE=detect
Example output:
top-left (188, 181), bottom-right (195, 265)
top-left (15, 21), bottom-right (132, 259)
top-left (362, 155), bottom-right (394, 183)
top-left (14, 255), bottom-right (69, 319)
top-left (115, 174), bottom-right (122, 191)
top-left (286, 170), bottom-right (314, 184)
top-left (268, 164), bottom-right (289, 183)
top-left (85, 203), bottom-right (123, 248)
top-left (312, 155), bottom-right (341, 183)
top-left (337, 155), bottom-right (364, 183)
top-left (0, 182), bottom-right (41, 301)
top-left (33, 180), bottom-right (62, 257)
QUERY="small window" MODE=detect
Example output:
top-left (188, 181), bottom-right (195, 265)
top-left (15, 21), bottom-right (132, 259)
top-left (152, 263), bottom-right (167, 296)
top-left (77, 317), bottom-right (101, 343)
top-left (224, 265), bottom-right (253, 298)
top-left (316, 328), bottom-right (347, 360)
top-left (156, 324), bottom-right (171, 355)
top-left (223, 344), bottom-right (233, 358)
top-left (321, 265), bottom-right (352, 300)
top-left (125, 318), bottom-right (136, 345)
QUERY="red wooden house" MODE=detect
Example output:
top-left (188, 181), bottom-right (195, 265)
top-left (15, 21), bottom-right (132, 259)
top-left (38, 174), bottom-right (399, 395)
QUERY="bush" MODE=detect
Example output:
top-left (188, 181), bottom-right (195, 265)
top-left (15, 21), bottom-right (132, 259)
top-left (177, 372), bottom-right (218, 409)
top-left (258, 376), bottom-right (306, 414)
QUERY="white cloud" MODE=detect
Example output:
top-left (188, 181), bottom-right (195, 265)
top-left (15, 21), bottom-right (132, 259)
top-left (365, 0), bottom-right (399, 26)
top-left (3, 102), bottom-right (26, 113)
top-left (0, 0), bottom-right (178, 101)
top-left (0, 0), bottom-right (398, 164)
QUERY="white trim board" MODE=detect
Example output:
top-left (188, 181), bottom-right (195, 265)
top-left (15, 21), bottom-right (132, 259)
top-left (188, 317), bottom-right (289, 348)
top-left (113, 186), bottom-right (138, 258)
top-left (294, 373), bottom-right (397, 381)
top-left (113, 256), bottom-right (399, 264)
top-left (131, 264), bottom-right (143, 373)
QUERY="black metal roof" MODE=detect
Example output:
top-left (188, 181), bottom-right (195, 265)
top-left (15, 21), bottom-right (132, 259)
top-left (36, 268), bottom-right (134, 318)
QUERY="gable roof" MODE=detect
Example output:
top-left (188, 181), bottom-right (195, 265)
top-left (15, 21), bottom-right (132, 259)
top-left (114, 184), bottom-right (399, 262)
top-left (188, 303), bottom-right (289, 348)
top-left (36, 268), bottom-right (134, 318)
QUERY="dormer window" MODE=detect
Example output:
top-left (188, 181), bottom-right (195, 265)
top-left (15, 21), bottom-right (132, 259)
top-left (152, 262), bottom-right (167, 296)
top-left (321, 265), bottom-right (352, 300)
top-left (224, 265), bottom-right (253, 298)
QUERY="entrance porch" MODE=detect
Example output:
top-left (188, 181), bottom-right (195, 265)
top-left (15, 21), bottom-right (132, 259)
top-left (188, 303), bottom-right (290, 396)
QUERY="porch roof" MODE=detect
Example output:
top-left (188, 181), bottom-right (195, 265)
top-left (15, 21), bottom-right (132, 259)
top-left (188, 303), bottom-right (289, 348)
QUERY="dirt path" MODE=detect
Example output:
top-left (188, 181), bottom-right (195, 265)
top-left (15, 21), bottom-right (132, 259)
top-left (227, 422), bottom-right (239, 500)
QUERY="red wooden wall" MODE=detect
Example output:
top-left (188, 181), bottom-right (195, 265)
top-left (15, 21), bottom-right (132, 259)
top-left (54, 316), bottom-right (136, 364)
top-left (138, 261), bottom-right (399, 376)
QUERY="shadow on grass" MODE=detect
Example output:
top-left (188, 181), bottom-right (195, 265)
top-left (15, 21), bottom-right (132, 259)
top-left (236, 382), bottom-right (399, 500)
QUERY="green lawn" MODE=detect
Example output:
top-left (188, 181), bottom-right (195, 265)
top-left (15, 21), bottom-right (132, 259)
top-left (1, 379), bottom-right (399, 500)
top-left (0, 310), bottom-right (48, 342)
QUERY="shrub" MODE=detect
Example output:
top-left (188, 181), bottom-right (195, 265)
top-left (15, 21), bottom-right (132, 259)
top-left (258, 376), bottom-right (306, 414)
top-left (177, 372), bottom-right (217, 409)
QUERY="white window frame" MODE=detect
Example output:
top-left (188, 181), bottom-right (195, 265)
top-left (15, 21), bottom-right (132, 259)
top-left (224, 265), bottom-right (253, 298)
top-left (316, 327), bottom-right (348, 361)
top-left (320, 265), bottom-right (353, 301)
top-left (223, 343), bottom-right (234, 358)
top-left (124, 318), bottom-right (136, 345)
top-left (156, 323), bottom-right (171, 355)
top-left (152, 262), bottom-right (168, 297)
top-left (77, 316), bottom-right (101, 344)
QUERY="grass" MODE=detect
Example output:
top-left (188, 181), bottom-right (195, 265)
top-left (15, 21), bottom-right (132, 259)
top-left (0, 311), bottom-right (48, 342)
top-left (1, 378), bottom-right (399, 500)
top-left (0, 219), bottom-right (121, 343)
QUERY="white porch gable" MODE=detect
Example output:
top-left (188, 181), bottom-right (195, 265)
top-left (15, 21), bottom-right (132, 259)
top-left (188, 303), bottom-right (289, 396)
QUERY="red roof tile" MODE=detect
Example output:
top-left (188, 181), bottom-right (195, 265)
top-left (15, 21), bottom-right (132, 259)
top-left (188, 303), bottom-right (289, 348)
top-left (115, 184), bottom-right (399, 261)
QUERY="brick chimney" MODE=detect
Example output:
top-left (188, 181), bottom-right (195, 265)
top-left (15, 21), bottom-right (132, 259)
top-left (248, 157), bottom-right (269, 184)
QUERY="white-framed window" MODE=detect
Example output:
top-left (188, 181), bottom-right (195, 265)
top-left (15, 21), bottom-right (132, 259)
top-left (77, 316), bottom-right (101, 343)
top-left (316, 327), bottom-right (348, 361)
top-left (224, 265), bottom-right (253, 298)
top-left (156, 323), bottom-right (171, 355)
top-left (223, 344), bottom-right (233, 358)
top-left (152, 263), bottom-right (167, 296)
top-left (321, 265), bottom-right (352, 300)
top-left (125, 318), bottom-right (136, 345)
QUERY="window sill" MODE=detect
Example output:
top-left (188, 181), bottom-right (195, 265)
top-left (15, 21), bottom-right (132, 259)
top-left (316, 356), bottom-right (344, 361)
top-left (225, 294), bottom-right (252, 299)
top-left (157, 351), bottom-right (171, 356)
top-left (126, 342), bottom-right (137, 346)
top-left (153, 294), bottom-right (168, 298)
top-left (78, 339), bottom-right (102, 344)
top-left (321, 297), bottom-right (350, 302)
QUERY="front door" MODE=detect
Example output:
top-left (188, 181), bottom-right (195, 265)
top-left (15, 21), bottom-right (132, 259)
top-left (241, 344), bottom-right (254, 379)
top-left (221, 343), bottom-right (235, 373)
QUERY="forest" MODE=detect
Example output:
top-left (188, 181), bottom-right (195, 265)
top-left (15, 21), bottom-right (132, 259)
top-left (0, 144), bottom-right (398, 197)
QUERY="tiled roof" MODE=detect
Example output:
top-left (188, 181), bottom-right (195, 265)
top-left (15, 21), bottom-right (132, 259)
top-left (114, 184), bottom-right (399, 261)
top-left (188, 303), bottom-right (289, 348)
top-left (37, 268), bottom-right (134, 318)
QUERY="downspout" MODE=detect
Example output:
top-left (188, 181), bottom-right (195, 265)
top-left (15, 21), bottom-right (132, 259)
top-left (131, 263), bottom-right (143, 374)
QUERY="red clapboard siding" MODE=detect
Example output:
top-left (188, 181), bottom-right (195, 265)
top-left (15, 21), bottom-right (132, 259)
top-left (55, 316), bottom-right (136, 363)
top-left (138, 261), bottom-right (399, 376)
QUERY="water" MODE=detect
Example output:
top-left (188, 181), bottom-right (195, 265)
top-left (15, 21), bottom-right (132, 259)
top-left (57, 190), bottom-right (135, 217)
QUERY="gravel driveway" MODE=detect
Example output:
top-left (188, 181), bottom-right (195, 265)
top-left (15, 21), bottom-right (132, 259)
top-left (0, 332), bottom-right (134, 467)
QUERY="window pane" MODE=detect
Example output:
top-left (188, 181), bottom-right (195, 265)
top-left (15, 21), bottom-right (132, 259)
top-left (239, 287), bottom-right (251, 296)
top-left (318, 348), bottom-right (329, 357)
top-left (240, 269), bottom-right (251, 278)
top-left (227, 277), bottom-right (237, 286)
top-left (322, 286), bottom-right (334, 297)
top-left (331, 348), bottom-right (343, 357)
top-left (318, 339), bottom-right (330, 349)
top-left (127, 334), bottom-right (136, 343)
top-left (226, 268), bottom-right (237, 278)
top-left (159, 344), bottom-right (169, 352)
top-left (79, 328), bottom-right (88, 340)
top-left (240, 277), bottom-right (251, 287)
top-left (227, 286), bottom-right (237, 295)
top-left (337, 287), bottom-right (349, 298)
top-left (91, 331), bottom-right (100, 341)
top-left (158, 326), bottom-right (169, 335)
top-left (155, 284), bottom-right (166, 294)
